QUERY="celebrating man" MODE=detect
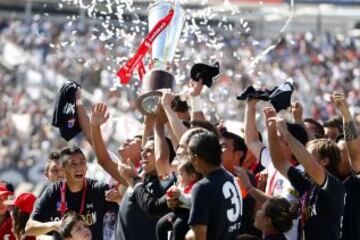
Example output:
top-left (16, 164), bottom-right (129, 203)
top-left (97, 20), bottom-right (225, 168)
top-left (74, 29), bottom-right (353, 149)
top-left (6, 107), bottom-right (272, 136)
top-left (25, 146), bottom-right (118, 240)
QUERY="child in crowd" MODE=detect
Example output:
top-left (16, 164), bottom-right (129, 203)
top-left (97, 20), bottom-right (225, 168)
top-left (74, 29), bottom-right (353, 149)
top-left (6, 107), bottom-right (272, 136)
top-left (156, 161), bottom-right (202, 240)
top-left (7, 192), bottom-right (37, 240)
top-left (59, 211), bottom-right (92, 240)
top-left (253, 197), bottom-right (298, 240)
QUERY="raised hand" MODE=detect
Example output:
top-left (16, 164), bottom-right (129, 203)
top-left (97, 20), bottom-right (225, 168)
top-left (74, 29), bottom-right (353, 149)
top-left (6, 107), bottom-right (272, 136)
top-left (264, 107), bottom-right (277, 131)
top-left (105, 188), bottom-right (123, 203)
top-left (246, 98), bottom-right (259, 106)
top-left (332, 92), bottom-right (351, 119)
top-left (91, 102), bottom-right (110, 127)
top-left (275, 118), bottom-right (289, 136)
top-left (233, 167), bottom-right (253, 190)
top-left (117, 159), bottom-right (138, 186)
top-left (160, 89), bottom-right (174, 108)
top-left (291, 101), bottom-right (303, 123)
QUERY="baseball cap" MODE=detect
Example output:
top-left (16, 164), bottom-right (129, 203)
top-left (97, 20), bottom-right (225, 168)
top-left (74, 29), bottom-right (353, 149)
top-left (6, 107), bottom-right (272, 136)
top-left (190, 62), bottom-right (220, 88)
top-left (5, 193), bottom-right (36, 214)
top-left (0, 184), bottom-right (13, 197)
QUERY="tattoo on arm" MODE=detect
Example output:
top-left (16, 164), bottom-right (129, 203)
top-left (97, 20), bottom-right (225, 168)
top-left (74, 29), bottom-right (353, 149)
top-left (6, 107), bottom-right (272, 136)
top-left (344, 121), bottom-right (359, 142)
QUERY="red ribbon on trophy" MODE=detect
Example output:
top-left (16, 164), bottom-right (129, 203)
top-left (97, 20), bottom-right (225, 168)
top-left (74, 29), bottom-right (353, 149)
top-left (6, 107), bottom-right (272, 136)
top-left (117, 9), bottom-right (174, 84)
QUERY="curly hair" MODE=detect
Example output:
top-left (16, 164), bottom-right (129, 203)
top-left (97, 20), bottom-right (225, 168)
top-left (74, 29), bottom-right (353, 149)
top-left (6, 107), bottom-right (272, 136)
top-left (59, 211), bottom-right (88, 238)
top-left (265, 197), bottom-right (299, 233)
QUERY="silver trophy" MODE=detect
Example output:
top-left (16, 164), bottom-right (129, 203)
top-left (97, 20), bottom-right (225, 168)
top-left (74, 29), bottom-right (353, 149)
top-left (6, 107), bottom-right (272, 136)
top-left (136, 0), bottom-right (186, 116)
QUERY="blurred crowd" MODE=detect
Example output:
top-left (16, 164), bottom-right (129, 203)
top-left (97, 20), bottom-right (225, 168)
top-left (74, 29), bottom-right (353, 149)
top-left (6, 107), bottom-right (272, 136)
top-left (0, 11), bottom-right (360, 240)
top-left (0, 16), bottom-right (360, 182)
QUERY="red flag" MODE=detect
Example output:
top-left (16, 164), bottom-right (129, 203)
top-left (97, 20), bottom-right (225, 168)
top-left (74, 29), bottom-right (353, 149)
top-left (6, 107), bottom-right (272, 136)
top-left (117, 9), bottom-right (174, 84)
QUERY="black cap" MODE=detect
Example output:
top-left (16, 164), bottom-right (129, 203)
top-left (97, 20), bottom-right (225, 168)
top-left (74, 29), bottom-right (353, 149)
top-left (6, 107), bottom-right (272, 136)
top-left (52, 81), bottom-right (82, 141)
top-left (190, 62), bottom-right (220, 88)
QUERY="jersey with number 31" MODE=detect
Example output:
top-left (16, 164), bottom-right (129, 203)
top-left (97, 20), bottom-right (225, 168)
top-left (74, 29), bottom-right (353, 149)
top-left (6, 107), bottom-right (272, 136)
top-left (188, 168), bottom-right (243, 240)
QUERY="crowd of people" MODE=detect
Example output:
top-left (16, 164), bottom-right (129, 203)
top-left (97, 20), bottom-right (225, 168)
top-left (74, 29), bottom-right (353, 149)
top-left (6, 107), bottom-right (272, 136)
top-left (0, 9), bottom-right (360, 240)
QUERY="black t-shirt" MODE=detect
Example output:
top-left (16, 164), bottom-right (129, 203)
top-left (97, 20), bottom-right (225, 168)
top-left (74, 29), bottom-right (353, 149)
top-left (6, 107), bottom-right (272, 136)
top-left (341, 174), bottom-right (360, 240)
top-left (31, 178), bottom-right (118, 240)
top-left (114, 174), bottom-right (172, 240)
top-left (188, 168), bottom-right (242, 240)
top-left (287, 167), bottom-right (345, 240)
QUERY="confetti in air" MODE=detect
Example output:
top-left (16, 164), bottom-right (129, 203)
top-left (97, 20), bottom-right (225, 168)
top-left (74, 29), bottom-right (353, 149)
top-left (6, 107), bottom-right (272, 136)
top-left (247, 0), bottom-right (295, 75)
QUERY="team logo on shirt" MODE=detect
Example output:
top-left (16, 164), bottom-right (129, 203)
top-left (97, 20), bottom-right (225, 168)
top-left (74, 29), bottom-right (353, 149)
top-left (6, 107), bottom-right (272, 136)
top-left (56, 201), bottom-right (67, 212)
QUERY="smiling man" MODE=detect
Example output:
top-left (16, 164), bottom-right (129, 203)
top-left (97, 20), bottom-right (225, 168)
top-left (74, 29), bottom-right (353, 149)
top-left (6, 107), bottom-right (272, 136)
top-left (25, 146), bottom-right (118, 240)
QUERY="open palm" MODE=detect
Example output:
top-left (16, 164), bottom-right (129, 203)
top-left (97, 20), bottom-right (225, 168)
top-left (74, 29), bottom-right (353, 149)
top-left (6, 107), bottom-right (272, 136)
top-left (91, 102), bottom-right (110, 127)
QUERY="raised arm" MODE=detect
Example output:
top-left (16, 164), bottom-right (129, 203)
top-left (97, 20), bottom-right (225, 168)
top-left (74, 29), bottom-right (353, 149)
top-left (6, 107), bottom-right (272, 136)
top-left (90, 102), bottom-right (127, 185)
top-left (154, 108), bottom-right (171, 177)
top-left (265, 107), bottom-right (291, 177)
top-left (234, 167), bottom-right (270, 204)
top-left (142, 116), bottom-right (154, 147)
top-left (161, 91), bottom-right (187, 142)
top-left (189, 79), bottom-right (206, 122)
top-left (332, 92), bottom-right (360, 172)
top-left (277, 119), bottom-right (326, 186)
top-left (244, 99), bottom-right (264, 160)
top-left (291, 101), bottom-right (304, 125)
top-left (25, 220), bottom-right (61, 236)
top-left (75, 89), bottom-right (92, 145)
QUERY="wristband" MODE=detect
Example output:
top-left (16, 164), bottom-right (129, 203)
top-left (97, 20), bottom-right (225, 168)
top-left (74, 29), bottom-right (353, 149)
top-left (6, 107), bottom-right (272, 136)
top-left (190, 96), bottom-right (203, 112)
top-left (76, 99), bottom-right (83, 106)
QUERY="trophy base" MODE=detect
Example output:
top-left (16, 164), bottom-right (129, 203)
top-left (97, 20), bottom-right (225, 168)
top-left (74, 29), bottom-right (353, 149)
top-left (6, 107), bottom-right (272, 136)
top-left (136, 70), bottom-right (175, 116)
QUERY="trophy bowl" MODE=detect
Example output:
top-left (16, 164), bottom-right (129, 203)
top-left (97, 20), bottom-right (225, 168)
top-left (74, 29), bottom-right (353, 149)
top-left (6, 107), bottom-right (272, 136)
top-left (136, 0), bottom-right (186, 116)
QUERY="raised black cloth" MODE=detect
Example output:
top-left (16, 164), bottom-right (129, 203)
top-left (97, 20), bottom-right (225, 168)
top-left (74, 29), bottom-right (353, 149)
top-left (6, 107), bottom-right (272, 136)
top-left (52, 81), bottom-right (81, 141)
top-left (237, 78), bottom-right (294, 112)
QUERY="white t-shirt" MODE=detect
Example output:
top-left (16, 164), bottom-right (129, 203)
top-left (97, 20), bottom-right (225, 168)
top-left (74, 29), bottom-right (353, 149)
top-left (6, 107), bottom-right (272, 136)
top-left (260, 147), bottom-right (302, 240)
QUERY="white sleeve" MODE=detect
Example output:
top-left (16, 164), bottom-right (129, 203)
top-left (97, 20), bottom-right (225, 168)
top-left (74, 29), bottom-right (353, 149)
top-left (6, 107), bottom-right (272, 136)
top-left (260, 147), bottom-right (271, 169)
top-left (178, 192), bottom-right (192, 209)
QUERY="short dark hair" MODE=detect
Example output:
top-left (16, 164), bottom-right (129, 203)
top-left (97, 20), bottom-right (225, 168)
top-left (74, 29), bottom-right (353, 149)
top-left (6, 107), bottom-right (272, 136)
top-left (221, 131), bottom-right (248, 165)
top-left (265, 197), bottom-right (299, 233)
top-left (304, 118), bottom-right (325, 138)
top-left (323, 116), bottom-right (343, 131)
top-left (190, 120), bottom-right (219, 137)
top-left (45, 151), bottom-right (60, 172)
top-left (59, 146), bottom-right (84, 166)
top-left (189, 132), bottom-right (222, 166)
top-left (59, 211), bottom-right (87, 238)
top-left (286, 122), bottom-right (309, 146)
top-left (171, 96), bottom-right (189, 112)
